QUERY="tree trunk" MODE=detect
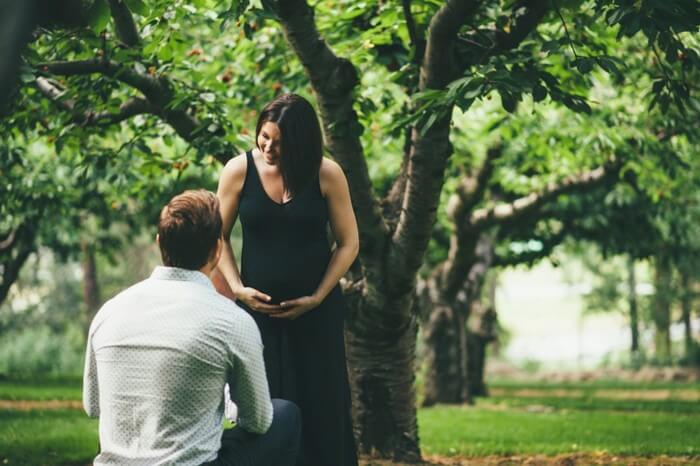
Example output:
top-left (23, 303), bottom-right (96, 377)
top-left (421, 234), bottom-right (495, 406)
top-left (465, 275), bottom-right (498, 399)
top-left (345, 289), bottom-right (421, 461)
top-left (421, 303), bottom-right (465, 405)
top-left (627, 255), bottom-right (640, 354)
top-left (0, 225), bottom-right (36, 306)
top-left (679, 270), bottom-right (693, 361)
top-left (465, 330), bottom-right (489, 398)
top-left (81, 242), bottom-right (101, 333)
top-left (652, 254), bottom-right (673, 363)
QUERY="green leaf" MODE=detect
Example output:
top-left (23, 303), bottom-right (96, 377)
top-left (500, 91), bottom-right (517, 113)
top-left (574, 57), bottom-right (594, 74)
top-left (532, 83), bottom-right (547, 102)
top-left (86, 0), bottom-right (111, 34)
top-left (124, 0), bottom-right (149, 15)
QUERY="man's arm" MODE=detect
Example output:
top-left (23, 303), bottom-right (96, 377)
top-left (82, 329), bottom-right (100, 418)
top-left (226, 314), bottom-right (273, 434)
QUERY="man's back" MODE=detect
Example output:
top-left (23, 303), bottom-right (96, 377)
top-left (83, 267), bottom-right (272, 466)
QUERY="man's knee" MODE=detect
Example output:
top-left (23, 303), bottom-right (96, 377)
top-left (271, 398), bottom-right (301, 435)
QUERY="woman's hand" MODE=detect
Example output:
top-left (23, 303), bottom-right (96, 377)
top-left (270, 295), bottom-right (321, 320)
top-left (236, 287), bottom-right (282, 314)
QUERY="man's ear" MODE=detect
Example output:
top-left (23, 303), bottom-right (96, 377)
top-left (214, 237), bottom-right (223, 263)
top-left (156, 233), bottom-right (160, 246)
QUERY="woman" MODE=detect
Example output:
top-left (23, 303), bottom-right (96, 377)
top-left (214, 93), bottom-right (359, 466)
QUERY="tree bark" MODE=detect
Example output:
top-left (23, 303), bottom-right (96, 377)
top-left (652, 253), bottom-right (673, 363)
top-left (421, 233), bottom-right (494, 405)
top-left (81, 242), bottom-right (101, 334)
top-left (345, 291), bottom-right (420, 461)
top-left (627, 255), bottom-right (640, 354)
top-left (465, 274), bottom-right (498, 398)
top-left (679, 269), bottom-right (693, 362)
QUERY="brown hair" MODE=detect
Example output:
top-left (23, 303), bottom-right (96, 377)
top-left (158, 190), bottom-right (222, 270)
top-left (256, 93), bottom-right (323, 197)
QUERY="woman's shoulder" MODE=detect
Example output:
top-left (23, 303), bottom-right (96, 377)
top-left (218, 152), bottom-right (249, 193)
top-left (319, 157), bottom-right (347, 196)
top-left (319, 157), bottom-right (344, 179)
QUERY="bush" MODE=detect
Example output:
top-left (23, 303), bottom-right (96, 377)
top-left (0, 323), bottom-right (85, 377)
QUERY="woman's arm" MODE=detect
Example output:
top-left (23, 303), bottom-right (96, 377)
top-left (273, 158), bottom-right (359, 319)
top-left (215, 154), bottom-right (281, 312)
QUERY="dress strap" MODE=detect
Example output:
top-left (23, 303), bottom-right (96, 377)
top-left (241, 150), bottom-right (257, 197)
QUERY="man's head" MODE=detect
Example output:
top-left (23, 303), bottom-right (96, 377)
top-left (157, 190), bottom-right (222, 271)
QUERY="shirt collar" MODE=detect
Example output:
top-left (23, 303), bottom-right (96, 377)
top-left (150, 266), bottom-right (214, 289)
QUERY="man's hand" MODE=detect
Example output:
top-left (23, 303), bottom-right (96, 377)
top-left (270, 295), bottom-right (321, 320)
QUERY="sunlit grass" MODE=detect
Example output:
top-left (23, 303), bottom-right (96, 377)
top-left (419, 406), bottom-right (699, 457)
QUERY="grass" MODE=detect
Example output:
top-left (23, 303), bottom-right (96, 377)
top-left (1, 378), bottom-right (699, 465)
top-left (480, 396), bottom-right (700, 414)
top-left (0, 376), bottom-right (82, 401)
top-left (419, 406), bottom-right (699, 457)
top-left (0, 409), bottom-right (97, 466)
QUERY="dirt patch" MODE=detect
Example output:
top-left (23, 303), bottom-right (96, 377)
top-left (490, 389), bottom-right (586, 398)
top-left (361, 453), bottom-right (699, 465)
top-left (0, 399), bottom-right (82, 410)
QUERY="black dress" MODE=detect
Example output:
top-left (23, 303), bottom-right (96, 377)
top-left (236, 150), bottom-right (358, 466)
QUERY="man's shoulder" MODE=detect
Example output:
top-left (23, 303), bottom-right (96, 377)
top-left (88, 278), bottom-right (152, 328)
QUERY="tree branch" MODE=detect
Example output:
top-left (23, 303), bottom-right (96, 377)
top-left (448, 145), bottom-right (503, 226)
top-left (458, 0), bottom-right (550, 68)
top-left (108, 0), bottom-right (140, 47)
top-left (276, 0), bottom-right (389, 263)
top-left (36, 77), bottom-right (155, 125)
top-left (469, 164), bottom-right (615, 231)
top-left (37, 60), bottom-right (160, 98)
top-left (36, 60), bottom-right (208, 153)
top-left (402, 0), bottom-right (424, 66)
top-left (388, 0), bottom-right (480, 295)
top-left (0, 230), bottom-right (17, 251)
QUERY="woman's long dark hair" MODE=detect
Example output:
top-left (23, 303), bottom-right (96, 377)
top-left (255, 93), bottom-right (323, 197)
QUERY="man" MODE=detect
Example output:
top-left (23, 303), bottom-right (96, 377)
top-left (83, 189), bottom-right (300, 465)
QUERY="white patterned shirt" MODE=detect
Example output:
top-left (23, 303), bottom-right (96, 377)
top-left (83, 266), bottom-right (273, 466)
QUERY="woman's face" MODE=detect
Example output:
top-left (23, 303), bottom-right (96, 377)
top-left (257, 121), bottom-right (282, 165)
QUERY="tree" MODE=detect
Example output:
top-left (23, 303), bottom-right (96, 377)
top-left (4, 0), bottom-right (699, 461)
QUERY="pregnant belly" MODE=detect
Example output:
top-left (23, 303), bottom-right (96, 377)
top-left (241, 253), bottom-right (327, 304)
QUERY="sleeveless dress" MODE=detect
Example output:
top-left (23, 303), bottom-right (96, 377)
top-left (236, 150), bottom-right (358, 466)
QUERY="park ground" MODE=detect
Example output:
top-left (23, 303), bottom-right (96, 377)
top-left (1, 377), bottom-right (698, 466)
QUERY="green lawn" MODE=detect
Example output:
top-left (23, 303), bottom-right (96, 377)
top-left (419, 406), bottom-right (699, 457)
top-left (0, 409), bottom-right (97, 466)
top-left (1, 378), bottom-right (699, 465)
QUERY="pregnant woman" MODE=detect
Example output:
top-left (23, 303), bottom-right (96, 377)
top-left (214, 93), bottom-right (359, 466)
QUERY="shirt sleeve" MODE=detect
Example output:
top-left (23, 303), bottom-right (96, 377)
top-left (226, 314), bottom-right (273, 434)
top-left (82, 329), bottom-right (100, 418)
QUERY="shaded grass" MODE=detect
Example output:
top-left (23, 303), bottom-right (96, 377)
top-left (0, 409), bottom-right (97, 466)
top-left (418, 406), bottom-right (700, 457)
top-left (0, 377), bottom-right (82, 401)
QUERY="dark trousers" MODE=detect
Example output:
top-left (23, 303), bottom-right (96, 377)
top-left (203, 399), bottom-right (301, 466)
